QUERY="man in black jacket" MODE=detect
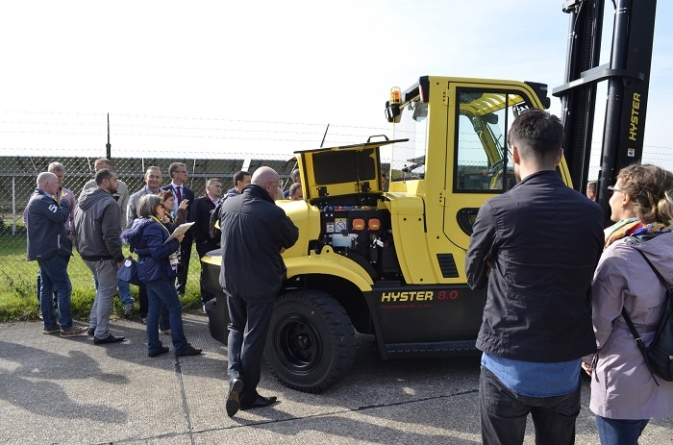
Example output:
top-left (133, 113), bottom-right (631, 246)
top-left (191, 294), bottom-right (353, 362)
top-left (465, 109), bottom-right (604, 445)
top-left (189, 178), bottom-right (223, 307)
top-left (26, 172), bottom-right (86, 337)
top-left (74, 169), bottom-right (126, 345)
top-left (162, 162), bottom-right (194, 296)
top-left (219, 167), bottom-right (298, 417)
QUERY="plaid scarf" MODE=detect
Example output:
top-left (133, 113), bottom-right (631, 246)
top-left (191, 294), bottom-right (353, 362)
top-left (605, 217), bottom-right (671, 248)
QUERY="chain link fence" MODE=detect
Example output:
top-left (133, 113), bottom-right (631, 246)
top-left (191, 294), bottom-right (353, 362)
top-left (0, 114), bottom-right (394, 301)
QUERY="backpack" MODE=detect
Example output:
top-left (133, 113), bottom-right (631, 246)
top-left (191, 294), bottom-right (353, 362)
top-left (621, 249), bottom-right (673, 385)
top-left (208, 196), bottom-right (226, 241)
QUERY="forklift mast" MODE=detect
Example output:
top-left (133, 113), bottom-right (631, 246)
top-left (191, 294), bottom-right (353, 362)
top-left (552, 0), bottom-right (657, 219)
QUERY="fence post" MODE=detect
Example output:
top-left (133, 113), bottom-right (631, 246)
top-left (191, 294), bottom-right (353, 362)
top-left (12, 176), bottom-right (16, 235)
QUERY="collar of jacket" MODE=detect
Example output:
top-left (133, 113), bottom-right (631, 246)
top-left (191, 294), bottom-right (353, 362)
top-left (514, 169), bottom-right (562, 188)
top-left (242, 184), bottom-right (275, 204)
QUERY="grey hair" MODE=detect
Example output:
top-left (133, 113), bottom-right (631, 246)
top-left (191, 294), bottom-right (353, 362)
top-left (48, 162), bottom-right (65, 173)
top-left (137, 194), bottom-right (163, 218)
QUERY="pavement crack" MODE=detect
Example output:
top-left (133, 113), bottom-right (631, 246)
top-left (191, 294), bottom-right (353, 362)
top-left (174, 357), bottom-right (196, 445)
top-left (202, 388), bottom-right (480, 432)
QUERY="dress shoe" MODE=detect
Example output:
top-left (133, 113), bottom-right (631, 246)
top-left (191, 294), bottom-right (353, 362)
top-left (225, 378), bottom-right (244, 417)
top-left (148, 346), bottom-right (170, 357)
top-left (175, 345), bottom-right (202, 357)
top-left (240, 396), bottom-right (278, 411)
top-left (93, 334), bottom-right (125, 345)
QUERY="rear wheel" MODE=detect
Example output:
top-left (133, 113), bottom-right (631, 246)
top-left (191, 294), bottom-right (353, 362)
top-left (264, 290), bottom-right (355, 393)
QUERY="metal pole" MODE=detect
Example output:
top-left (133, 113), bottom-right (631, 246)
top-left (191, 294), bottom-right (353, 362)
top-left (12, 176), bottom-right (16, 235)
top-left (106, 113), bottom-right (111, 159)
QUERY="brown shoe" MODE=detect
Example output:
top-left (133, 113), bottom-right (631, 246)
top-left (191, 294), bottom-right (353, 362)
top-left (60, 326), bottom-right (87, 337)
top-left (43, 325), bottom-right (60, 335)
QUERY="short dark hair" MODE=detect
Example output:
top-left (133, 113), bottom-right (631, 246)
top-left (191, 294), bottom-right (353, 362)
top-left (587, 180), bottom-right (597, 193)
top-left (169, 162), bottom-right (186, 178)
top-left (95, 168), bottom-right (114, 186)
top-left (508, 109), bottom-right (563, 162)
top-left (289, 182), bottom-right (302, 196)
top-left (234, 170), bottom-right (250, 185)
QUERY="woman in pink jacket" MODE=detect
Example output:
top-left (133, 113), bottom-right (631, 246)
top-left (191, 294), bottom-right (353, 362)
top-left (584, 164), bottom-right (673, 444)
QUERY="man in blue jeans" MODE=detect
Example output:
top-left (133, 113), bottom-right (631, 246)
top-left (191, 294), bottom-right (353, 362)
top-left (466, 110), bottom-right (604, 445)
top-left (25, 172), bottom-right (86, 337)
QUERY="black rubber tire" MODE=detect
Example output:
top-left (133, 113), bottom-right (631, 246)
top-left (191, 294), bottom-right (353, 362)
top-left (264, 290), bottom-right (356, 393)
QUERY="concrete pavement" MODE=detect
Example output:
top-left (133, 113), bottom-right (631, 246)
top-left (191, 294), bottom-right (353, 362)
top-left (1, 313), bottom-right (671, 444)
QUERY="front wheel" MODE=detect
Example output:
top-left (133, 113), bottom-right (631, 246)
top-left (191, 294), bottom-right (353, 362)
top-left (264, 290), bottom-right (356, 393)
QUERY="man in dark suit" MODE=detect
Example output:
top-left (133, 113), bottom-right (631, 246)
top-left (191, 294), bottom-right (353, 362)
top-left (189, 178), bottom-right (222, 307)
top-left (162, 162), bottom-right (194, 296)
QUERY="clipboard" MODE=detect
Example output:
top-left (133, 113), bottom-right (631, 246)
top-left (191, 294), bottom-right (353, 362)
top-left (164, 222), bottom-right (194, 244)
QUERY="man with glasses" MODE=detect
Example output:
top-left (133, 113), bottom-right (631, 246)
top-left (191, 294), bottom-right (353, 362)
top-left (219, 166), bottom-right (298, 417)
top-left (127, 166), bottom-right (163, 321)
top-left (162, 162), bottom-right (195, 296)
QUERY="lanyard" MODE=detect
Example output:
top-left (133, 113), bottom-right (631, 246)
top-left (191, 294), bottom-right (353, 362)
top-left (205, 194), bottom-right (218, 207)
top-left (149, 215), bottom-right (171, 236)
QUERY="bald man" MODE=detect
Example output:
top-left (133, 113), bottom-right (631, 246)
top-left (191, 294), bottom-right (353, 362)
top-left (26, 172), bottom-right (86, 337)
top-left (219, 166), bottom-right (299, 417)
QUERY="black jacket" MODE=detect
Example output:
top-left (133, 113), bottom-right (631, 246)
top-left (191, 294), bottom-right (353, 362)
top-left (219, 184), bottom-right (299, 302)
top-left (189, 195), bottom-right (219, 248)
top-left (25, 189), bottom-right (72, 261)
top-left (466, 170), bottom-right (604, 362)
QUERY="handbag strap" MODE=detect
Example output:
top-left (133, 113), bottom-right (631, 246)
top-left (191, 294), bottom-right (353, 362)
top-left (634, 249), bottom-right (669, 288)
top-left (620, 248), bottom-right (664, 386)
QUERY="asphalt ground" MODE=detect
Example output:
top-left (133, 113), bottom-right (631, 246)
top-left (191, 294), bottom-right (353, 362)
top-left (1, 313), bottom-right (672, 445)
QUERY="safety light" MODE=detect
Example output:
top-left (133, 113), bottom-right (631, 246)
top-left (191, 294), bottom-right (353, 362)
top-left (390, 86), bottom-right (401, 104)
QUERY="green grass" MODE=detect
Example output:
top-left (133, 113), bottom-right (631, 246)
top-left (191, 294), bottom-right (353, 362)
top-left (0, 232), bottom-right (204, 322)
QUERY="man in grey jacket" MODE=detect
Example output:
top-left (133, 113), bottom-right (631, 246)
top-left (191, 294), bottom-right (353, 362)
top-left (82, 157), bottom-right (134, 317)
top-left (74, 169), bottom-right (126, 345)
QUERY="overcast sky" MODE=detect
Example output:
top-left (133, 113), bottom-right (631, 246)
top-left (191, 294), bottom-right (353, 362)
top-left (1, 1), bottom-right (671, 170)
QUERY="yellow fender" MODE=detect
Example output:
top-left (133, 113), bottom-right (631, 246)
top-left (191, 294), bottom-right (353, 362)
top-left (284, 246), bottom-right (374, 292)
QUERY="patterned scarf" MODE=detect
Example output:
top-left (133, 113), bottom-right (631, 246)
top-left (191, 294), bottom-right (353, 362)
top-left (604, 217), bottom-right (671, 248)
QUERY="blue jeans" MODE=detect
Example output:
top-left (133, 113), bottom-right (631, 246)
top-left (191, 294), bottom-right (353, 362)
top-left (36, 271), bottom-right (57, 307)
top-left (145, 278), bottom-right (189, 354)
top-left (479, 366), bottom-right (581, 445)
top-left (38, 255), bottom-right (73, 329)
top-left (595, 416), bottom-right (649, 445)
top-left (116, 279), bottom-right (134, 306)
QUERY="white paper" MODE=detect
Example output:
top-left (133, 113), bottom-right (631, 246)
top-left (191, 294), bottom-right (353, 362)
top-left (164, 222), bottom-right (195, 243)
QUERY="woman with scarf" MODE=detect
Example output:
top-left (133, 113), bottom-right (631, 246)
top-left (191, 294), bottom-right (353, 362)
top-left (583, 164), bottom-right (673, 444)
top-left (122, 194), bottom-right (201, 358)
top-left (148, 189), bottom-right (189, 335)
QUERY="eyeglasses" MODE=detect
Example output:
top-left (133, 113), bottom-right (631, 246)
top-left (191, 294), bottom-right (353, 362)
top-left (607, 185), bottom-right (624, 197)
top-left (174, 170), bottom-right (187, 174)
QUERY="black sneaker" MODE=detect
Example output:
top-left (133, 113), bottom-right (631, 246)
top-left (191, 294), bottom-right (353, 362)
top-left (175, 345), bottom-right (202, 357)
top-left (148, 346), bottom-right (170, 358)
